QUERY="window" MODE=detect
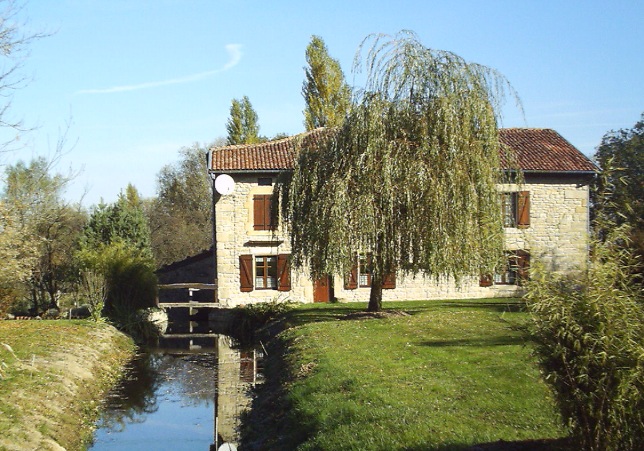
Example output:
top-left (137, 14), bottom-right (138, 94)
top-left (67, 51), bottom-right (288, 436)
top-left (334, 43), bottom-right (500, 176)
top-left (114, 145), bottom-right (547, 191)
top-left (359, 255), bottom-right (372, 287)
top-left (255, 256), bottom-right (277, 289)
top-left (253, 195), bottom-right (276, 231)
top-left (481, 250), bottom-right (530, 286)
top-left (501, 191), bottom-right (530, 228)
top-left (239, 254), bottom-right (291, 292)
top-left (344, 254), bottom-right (396, 290)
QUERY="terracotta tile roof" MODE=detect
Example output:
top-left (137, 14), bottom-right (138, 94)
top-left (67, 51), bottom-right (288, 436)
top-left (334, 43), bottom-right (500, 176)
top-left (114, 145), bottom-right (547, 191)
top-left (209, 129), bottom-right (328, 172)
top-left (209, 127), bottom-right (596, 173)
top-left (499, 128), bottom-right (597, 173)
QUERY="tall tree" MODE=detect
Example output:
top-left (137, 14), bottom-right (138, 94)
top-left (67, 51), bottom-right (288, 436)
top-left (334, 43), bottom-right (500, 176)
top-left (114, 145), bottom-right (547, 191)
top-left (278, 31), bottom-right (519, 312)
top-left (593, 113), bottom-right (644, 271)
top-left (1, 157), bottom-right (83, 313)
top-left (0, 200), bottom-right (36, 315)
top-left (77, 186), bottom-right (157, 314)
top-left (226, 96), bottom-right (260, 145)
top-left (593, 114), bottom-right (643, 230)
top-left (81, 186), bottom-right (152, 257)
top-left (148, 142), bottom-right (216, 266)
top-left (302, 35), bottom-right (351, 130)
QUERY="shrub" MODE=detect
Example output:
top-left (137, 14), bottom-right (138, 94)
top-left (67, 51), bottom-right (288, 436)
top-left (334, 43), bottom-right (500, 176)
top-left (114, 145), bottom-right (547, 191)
top-left (229, 298), bottom-right (296, 344)
top-left (78, 271), bottom-right (107, 322)
top-left (75, 240), bottom-right (157, 317)
top-left (525, 226), bottom-right (644, 450)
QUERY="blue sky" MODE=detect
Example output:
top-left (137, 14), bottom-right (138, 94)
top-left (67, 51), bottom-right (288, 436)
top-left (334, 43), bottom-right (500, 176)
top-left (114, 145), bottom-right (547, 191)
top-left (1, 0), bottom-right (642, 206)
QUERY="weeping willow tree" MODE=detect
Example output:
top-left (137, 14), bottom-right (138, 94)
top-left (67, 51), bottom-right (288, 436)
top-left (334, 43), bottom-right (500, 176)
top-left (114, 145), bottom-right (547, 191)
top-left (278, 31), bottom-right (520, 311)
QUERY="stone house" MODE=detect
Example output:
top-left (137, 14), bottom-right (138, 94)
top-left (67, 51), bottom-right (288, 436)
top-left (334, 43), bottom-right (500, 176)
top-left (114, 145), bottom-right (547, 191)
top-left (206, 128), bottom-right (596, 307)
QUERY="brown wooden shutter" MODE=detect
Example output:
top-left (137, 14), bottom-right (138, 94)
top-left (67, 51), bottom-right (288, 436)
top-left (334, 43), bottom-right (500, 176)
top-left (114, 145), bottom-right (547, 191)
top-left (253, 196), bottom-right (265, 230)
top-left (382, 272), bottom-right (396, 289)
top-left (516, 250), bottom-right (530, 284)
top-left (479, 274), bottom-right (493, 287)
top-left (253, 195), bottom-right (276, 230)
top-left (517, 191), bottom-right (530, 228)
top-left (277, 254), bottom-right (291, 291)
top-left (269, 194), bottom-right (278, 230)
top-left (344, 260), bottom-right (358, 290)
top-left (239, 254), bottom-right (254, 292)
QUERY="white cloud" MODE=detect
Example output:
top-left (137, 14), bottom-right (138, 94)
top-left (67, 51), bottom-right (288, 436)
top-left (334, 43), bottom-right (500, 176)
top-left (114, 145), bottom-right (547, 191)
top-left (76, 44), bottom-right (243, 95)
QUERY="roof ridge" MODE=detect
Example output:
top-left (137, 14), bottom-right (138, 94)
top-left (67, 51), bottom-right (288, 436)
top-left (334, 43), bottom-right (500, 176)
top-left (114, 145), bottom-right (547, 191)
top-left (209, 127), bottom-right (597, 173)
top-left (210, 128), bottom-right (326, 152)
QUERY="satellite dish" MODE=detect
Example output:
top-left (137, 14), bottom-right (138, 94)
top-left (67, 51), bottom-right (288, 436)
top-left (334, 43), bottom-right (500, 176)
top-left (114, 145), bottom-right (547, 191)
top-left (218, 443), bottom-right (237, 451)
top-left (215, 174), bottom-right (235, 195)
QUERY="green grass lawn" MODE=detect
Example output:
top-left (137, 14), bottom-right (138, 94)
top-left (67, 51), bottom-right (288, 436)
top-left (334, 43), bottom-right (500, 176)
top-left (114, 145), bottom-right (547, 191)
top-left (243, 299), bottom-right (569, 450)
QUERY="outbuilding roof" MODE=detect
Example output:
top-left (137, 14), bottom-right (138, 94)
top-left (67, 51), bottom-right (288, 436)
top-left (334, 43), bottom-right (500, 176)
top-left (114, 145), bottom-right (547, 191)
top-left (208, 128), bottom-right (596, 174)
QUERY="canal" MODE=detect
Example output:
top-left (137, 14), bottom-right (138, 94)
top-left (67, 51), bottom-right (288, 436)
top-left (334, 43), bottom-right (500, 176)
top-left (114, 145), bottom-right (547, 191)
top-left (89, 320), bottom-right (263, 451)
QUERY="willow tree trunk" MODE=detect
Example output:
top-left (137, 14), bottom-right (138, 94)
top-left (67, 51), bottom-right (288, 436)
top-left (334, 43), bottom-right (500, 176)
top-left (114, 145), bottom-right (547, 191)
top-left (368, 232), bottom-right (386, 312)
top-left (368, 275), bottom-right (383, 312)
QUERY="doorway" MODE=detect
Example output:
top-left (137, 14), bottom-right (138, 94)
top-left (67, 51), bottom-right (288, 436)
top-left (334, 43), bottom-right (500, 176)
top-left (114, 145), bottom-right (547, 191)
top-left (313, 275), bottom-right (333, 303)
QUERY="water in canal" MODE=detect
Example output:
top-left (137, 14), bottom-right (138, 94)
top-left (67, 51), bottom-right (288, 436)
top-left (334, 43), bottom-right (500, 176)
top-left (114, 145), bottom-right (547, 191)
top-left (89, 319), bottom-right (263, 451)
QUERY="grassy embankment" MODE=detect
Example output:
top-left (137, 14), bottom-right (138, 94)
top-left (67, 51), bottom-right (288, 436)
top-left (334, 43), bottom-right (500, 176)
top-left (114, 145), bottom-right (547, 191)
top-left (0, 321), bottom-right (135, 451)
top-left (243, 299), bottom-right (570, 450)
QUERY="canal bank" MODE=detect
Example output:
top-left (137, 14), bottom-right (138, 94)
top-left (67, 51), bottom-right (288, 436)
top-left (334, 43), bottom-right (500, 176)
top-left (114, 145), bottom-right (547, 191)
top-left (0, 321), bottom-right (136, 451)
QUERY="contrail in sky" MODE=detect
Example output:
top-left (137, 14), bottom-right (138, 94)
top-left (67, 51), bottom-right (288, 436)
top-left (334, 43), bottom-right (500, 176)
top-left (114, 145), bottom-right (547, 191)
top-left (76, 44), bottom-right (242, 95)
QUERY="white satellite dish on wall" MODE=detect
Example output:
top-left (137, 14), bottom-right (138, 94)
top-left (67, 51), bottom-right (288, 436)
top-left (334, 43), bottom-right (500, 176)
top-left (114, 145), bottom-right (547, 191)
top-left (215, 174), bottom-right (235, 196)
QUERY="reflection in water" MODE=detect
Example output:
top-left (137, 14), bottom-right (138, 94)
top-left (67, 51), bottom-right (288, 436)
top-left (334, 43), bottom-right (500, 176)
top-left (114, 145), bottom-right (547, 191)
top-left (89, 331), bottom-right (263, 451)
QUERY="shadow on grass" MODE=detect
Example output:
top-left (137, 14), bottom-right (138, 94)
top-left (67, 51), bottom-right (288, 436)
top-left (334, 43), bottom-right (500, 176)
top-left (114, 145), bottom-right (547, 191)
top-left (404, 300), bottom-right (526, 315)
top-left (417, 334), bottom-right (527, 348)
top-left (279, 298), bottom-right (526, 330)
top-left (404, 437), bottom-right (573, 450)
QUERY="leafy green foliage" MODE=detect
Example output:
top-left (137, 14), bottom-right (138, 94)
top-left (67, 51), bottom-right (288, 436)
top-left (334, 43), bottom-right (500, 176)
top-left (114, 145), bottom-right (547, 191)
top-left (78, 188), bottom-right (156, 320)
top-left (302, 35), bottom-right (351, 130)
top-left (1, 156), bottom-right (84, 315)
top-left (81, 185), bottom-right (152, 258)
top-left (0, 201), bottom-right (36, 316)
top-left (593, 113), bottom-right (644, 265)
top-left (525, 225), bottom-right (644, 451)
top-left (280, 31), bottom-right (518, 311)
top-left (78, 271), bottom-right (107, 322)
top-left (226, 96), bottom-right (261, 145)
top-left (76, 240), bottom-right (157, 315)
top-left (148, 142), bottom-right (215, 267)
top-left (229, 299), bottom-right (296, 345)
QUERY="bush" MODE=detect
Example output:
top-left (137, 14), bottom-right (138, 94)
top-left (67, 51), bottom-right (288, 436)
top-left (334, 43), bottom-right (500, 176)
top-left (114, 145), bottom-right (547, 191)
top-left (78, 271), bottom-right (107, 322)
top-left (75, 240), bottom-right (157, 318)
top-left (525, 226), bottom-right (644, 450)
top-left (229, 298), bottom-right (296, 344)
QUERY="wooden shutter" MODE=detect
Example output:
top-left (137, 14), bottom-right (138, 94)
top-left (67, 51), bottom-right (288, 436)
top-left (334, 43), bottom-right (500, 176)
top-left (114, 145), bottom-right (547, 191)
top-left (382, 272), bottom-right (396, 289)
top-left (239, 254), bottom-right (253, 292)
top-left (479, 274), bottom-right (493, 287)
top-left (516, 250), bottom-right (530, 284)
top-left (253, 195), bottom-right (266, 230)
top-left (277, 254), bottom-right (291, 291)
top-left (517, 191), bottom-right (530, 228)
top-left (253, 195), bottom-right (276, 230)
top-left (344, 260), bottom-right (358, 290)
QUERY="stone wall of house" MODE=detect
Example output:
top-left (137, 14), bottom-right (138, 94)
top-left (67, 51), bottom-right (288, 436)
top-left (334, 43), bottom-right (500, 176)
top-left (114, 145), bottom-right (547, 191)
top-left (214, 174), bottom-right (312, 307)
top-left (333, 174), bottom-right (591, 302)
top-left (215, 173), bottom-right (591, 306)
